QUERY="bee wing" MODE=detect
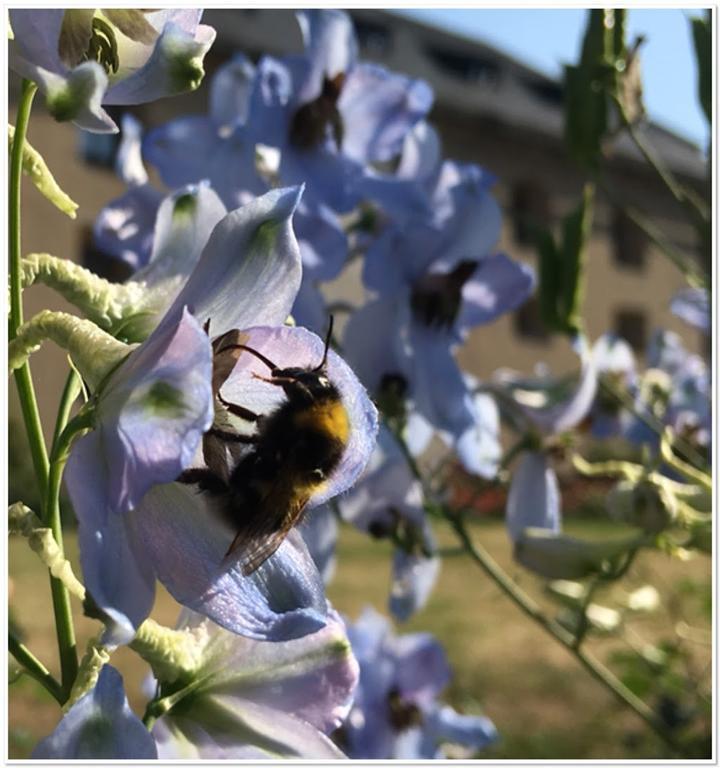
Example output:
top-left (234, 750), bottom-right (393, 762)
top-left (211, 329), bottom-right (250, 393)
top-left (225, 479), bottom-right (312, 576)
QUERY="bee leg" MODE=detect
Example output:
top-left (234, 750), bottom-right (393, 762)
top-left (252, 372), bottom-right (313, 400)
top-left (176, 468), bottom-right (227, 493)
top-left (208, 427), bottom-right (258, 444)
top-left (217, 391), bottom-right (261, 423)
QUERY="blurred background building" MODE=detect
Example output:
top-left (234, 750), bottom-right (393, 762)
top-left (9, 8), bottom-right (707, 445)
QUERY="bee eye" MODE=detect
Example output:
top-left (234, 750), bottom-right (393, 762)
top-left (310, 469), bottom-right (325, 482)
top-left (317, 376), bottom-right (329, 387)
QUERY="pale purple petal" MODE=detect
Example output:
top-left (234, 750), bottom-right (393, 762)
top-left (343, 297), bottom-right (408, 395)
top-left (67, 433), bottom-right (156, 646)
top-left (452, 391), bottom-right (501, 479)
top-left (506, 452), bottom-right (561, 543)
top-left (409, 323), bottom-right (475, 436)
top-left (137, 483), bottom-right (329, 641)
top-left (116, 113), bottom-right (148, 186)
top-left (209, 53), bottom-right (255, 127)
top-left (105, 21), bottom-right (216, 105)
top-left (520, 335), bottom-right (597, 434)
top-left (390, 549), bottom-right (440, 622)
top-left (456, 253), bottom-right (535, 332)
top-left (300, 505), bottom-right (338, 585)
top-left (179, 609), bottom-right (358, 734)
top-left (9, 10), bottom-right (65, 75)
top-left (33, 666), bottom-right (157, 759)
top-left (154, 700), bottom-right (345, 759)
top-left (93, 184), bottom-right (162, 271)
top-left (143, 116), bottom-right (267, 208)
top-left (340, 62), bottom-right (433, 164)
top-left (134, 182), bottom-right (227, 295)
top-left (392, 633), bottom-right (451, 706)
top-left (295, 202), bottom-right (348, 280)
top-left (157, 187), bottom-right (304, 338)
top-left (66, 308), bottom-right (213, 517)
top-left (295, 9), bottom-right (357, 102)
top-left (425, 704), bottom-right (498, 752)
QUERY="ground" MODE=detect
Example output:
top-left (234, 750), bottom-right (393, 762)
top-left (8, 516), bottom-right (712, 759)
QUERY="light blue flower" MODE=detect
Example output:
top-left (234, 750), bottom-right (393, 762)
top-left (33, 666), bottom-right (157, 759)
top-left (144, 54), bottom-right (266, 207)
top-left (496, 336), bottom-right (596, 544)
top-left (65, 307), bottom-right (214, 643)
top-left (65, 186), bottom-right (378, 644)
top-left (9, 10), bottom-right (215, 132)
top-left (142, 57), bottom-right (350, 334)
top-left (251, 10), bottom-right (433, 212)
top-left (151, 609), bottom-right (357, 759)
top-left (505, 451), bottom-right (561, 543)
top-left (341, 607), bottom-right (497, 758)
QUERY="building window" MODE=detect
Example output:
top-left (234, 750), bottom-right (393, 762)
top-left (80, 226), bottom-right (133, 283)
top-left (354, 19), bottom-right (393, 56)
top-left (612, 208), bottom-right (647, 269)
top-left (425, 45), bottom-right (500, 85)
top-left (514, 297), bottom-right (550, 342)
top-left (614, 308), bottom-right (647, 352)
top-left (512, 183), bottom-right (550, 245)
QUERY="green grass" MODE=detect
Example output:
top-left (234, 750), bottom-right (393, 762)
top-left (8, 517), bottom-right (711, 759)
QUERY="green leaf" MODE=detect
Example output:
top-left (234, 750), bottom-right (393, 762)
top-left (8, 124), bottom-right (78, 218)
top-left (690, 14), bottom-right (711, 125)
top-left (559, 184), bottom-right (594, 335)
top-left (536, 228), bottom-right (562, 331)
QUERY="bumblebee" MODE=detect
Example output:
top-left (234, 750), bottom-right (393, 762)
top-left (179, 319), bottom-right (349, 575)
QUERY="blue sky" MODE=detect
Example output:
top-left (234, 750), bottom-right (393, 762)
top-left (395, 8), bottom-right (709, 148)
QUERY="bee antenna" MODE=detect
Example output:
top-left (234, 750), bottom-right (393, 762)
top-left (220, 343), bottom-right (278, 372)
top-left (314, 315), bottom-right (334, 371)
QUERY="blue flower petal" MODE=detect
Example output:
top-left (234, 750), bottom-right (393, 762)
top-left (136, 483), bottom-right (329, 641)
top-left (456, 252), bottom-right (535, 332)
top-left (104, 19), bottom-right (216, 105)
top-left (506, 452), bottom-right (561, 543)
top-left (66, 307), bottom-right (213, 517)
top-left (33, 666), bottom-right (157, 759)
top-left (425, 704), bottom-right (498, 752)
top-left (143, 116), bottom-right (267, 208)
top-left (340, 62), bottom-right (434, 163)
top-left (209, 53), bottom-right (256, 127)
top-left (300, 505), bottom-right (338, 585)
top-left (295, 10), bottom-right (358, 102)
top-left (156, 187), bottom-right (304, 338)
top-left (93, 184), bottom-right (162, 271)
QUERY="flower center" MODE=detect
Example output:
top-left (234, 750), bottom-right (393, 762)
top-left (410, 260), bottom-right (477, 329)
top-left (387, 688), bottom-right (423, 731)
top-left (289, 73), bottom-right (345, 150)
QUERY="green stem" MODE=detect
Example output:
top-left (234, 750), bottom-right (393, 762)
top-left (448, 514), bottom-right (684, 755)
top-left (52, 370), bottom-right (82, 449)
top-left (44, 412), bottom-right (95, 697)
top-left (385, 421), bottom-right (685, 756)
top-left (10, 80), bottom-right (49, 491)
top-left (9, 632), bottom-right (64, 704)
top-left (599, 378), bottom-right (708, 471)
